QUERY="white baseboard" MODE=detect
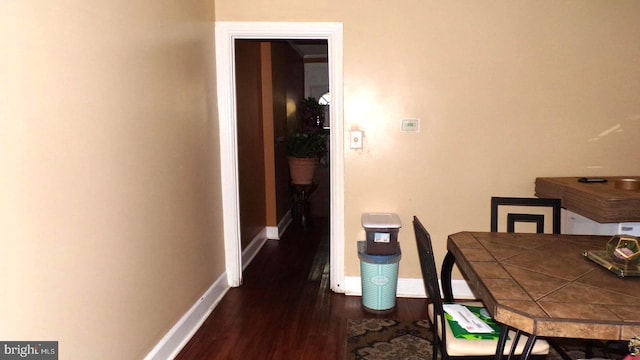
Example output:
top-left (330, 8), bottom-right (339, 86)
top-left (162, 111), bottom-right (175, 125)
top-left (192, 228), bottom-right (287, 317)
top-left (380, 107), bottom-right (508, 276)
top-left (266, 211), bottom-right (293, 240)
top-left (266, 226), bottom-right (279, 239)
top-left (144, 273), bottom-right (230, 360)
top-left (242, 228), bottom-right (269, 270)
top-left (343, 276), bottom-right (476, 300)
top-left (145, 229), bottom-right (273, 359)
top-left (278, 210), bottom-right (292, 237)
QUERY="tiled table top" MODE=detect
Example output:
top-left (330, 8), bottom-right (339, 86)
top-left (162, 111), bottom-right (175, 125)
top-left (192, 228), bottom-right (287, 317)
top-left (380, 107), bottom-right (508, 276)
top-left (447, 231), bottom-right (640, 340)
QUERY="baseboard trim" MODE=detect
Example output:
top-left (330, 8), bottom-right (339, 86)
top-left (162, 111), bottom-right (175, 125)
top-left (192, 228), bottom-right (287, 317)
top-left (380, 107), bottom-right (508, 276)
top-left (144, 273), bottom-right (230, 360)
top-left (266, 211), bottom-right (293, 240)
top-left (145, 230), bottom-right (273, 359)
top-left (242, 228), bottom-right (269, 270)
top-left (343, 276), bottom-right (476, 300)
top-left (266, 226), bottom-right (279, 239)
top-left (279, 210), bottom-right (292, 237)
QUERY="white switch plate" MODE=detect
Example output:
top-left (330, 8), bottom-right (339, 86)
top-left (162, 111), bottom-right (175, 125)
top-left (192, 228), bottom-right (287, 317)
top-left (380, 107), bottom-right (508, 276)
top-left (401, 119), bottom-right (420, 132)
top-left (350, 130), bottom-right (363, 149)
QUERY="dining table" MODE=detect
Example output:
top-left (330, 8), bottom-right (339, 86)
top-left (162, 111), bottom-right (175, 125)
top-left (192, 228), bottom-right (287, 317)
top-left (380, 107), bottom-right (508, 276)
top-left (442, 231), bottom-right (640, 359)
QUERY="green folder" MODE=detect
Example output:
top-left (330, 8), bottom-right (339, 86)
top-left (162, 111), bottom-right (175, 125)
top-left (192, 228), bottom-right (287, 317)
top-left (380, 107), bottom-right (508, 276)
top-left (444, 305), bottom-right (505, 340)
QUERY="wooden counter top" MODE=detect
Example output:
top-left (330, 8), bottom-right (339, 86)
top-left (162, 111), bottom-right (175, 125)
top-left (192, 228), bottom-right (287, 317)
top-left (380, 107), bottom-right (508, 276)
top-left (535, 177), bottom-right (640, 223)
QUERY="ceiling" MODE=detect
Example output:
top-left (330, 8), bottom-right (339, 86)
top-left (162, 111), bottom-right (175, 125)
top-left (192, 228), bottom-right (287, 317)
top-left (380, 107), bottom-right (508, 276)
top-left (288, 40), bottom-right (328, 60)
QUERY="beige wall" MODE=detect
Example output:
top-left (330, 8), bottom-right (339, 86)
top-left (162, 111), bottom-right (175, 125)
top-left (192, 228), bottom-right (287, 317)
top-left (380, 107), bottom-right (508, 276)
top-left (216, 1), bottom-right (640, 279)
top-left (0, 1), bottom-right (224, 359)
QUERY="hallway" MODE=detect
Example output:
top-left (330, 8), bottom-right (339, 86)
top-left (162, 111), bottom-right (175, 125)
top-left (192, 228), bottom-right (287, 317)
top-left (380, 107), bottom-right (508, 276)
top-left (175, 217), bottom-right (426, 359)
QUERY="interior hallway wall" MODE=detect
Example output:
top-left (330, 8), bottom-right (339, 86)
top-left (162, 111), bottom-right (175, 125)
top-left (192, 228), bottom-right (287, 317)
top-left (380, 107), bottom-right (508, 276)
top-left (236, 40), bottom-right (268, 247)
top-left (235, 40), bottom-right (305, 243)
top-left (0, 1), bottom-right (224, 358)
top-left (270, 42), bottom-right (306, 223)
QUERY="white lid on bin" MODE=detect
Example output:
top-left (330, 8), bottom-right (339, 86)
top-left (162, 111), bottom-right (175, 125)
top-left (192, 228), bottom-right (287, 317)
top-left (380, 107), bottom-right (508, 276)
top-left (361, 213), bottom-right (402, 229)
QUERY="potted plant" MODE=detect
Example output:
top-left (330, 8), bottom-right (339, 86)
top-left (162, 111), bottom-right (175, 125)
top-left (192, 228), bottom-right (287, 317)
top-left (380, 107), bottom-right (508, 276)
top-left (287, 97), bottom-right (328, 185)
top-left (299, 97), bottom-right (326, 132)
top-left (287, 131), bottom-right (327, 185)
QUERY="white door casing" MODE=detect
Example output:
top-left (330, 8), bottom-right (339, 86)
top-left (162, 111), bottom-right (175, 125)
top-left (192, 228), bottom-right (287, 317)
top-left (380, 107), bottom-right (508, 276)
top-left (214, 22), bottom-right (345, 292)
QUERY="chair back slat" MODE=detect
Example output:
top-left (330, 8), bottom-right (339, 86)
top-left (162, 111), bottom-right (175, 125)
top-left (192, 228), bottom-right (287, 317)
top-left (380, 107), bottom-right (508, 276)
top-left (490, 197), bottom-right (561, 234)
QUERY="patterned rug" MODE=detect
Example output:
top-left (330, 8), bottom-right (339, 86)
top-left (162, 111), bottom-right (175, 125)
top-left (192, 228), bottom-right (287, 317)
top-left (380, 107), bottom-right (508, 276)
top-left (346, 319), bottom-right (432, 360)
top-left (345, 318), bottom-right (616, 360)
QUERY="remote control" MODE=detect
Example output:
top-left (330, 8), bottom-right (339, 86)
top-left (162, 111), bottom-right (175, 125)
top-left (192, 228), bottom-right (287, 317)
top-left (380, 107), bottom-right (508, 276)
top-left (578, 177), bottom-right (608, 183)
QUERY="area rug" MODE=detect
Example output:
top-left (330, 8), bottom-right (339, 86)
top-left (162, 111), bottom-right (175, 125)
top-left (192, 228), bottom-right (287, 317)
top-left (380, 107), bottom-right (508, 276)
top-left (346, 319), bottom-right (432, 360)
top-left (345, 319), bottom-right (606, 360)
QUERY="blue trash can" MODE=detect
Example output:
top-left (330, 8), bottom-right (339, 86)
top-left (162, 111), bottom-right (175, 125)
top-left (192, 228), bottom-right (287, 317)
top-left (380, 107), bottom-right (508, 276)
top-left (358, 241), bottom-right (401, 314)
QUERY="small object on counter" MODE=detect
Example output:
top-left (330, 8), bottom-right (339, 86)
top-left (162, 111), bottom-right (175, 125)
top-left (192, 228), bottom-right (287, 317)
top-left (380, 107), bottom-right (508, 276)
top-left (578, 177), bottom-right (608, 183)
top-left (607, 235), bottom-right (640, 264)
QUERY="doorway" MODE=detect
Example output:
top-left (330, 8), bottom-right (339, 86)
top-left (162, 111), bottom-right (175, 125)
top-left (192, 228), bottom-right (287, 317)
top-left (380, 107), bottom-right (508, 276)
top-left (215, 22), bottom-right (346, 293)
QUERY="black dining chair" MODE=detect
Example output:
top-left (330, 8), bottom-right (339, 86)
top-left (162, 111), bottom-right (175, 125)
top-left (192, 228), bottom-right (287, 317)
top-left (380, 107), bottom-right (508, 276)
top-left (413, 216), bottom-right (549, 360)
top-left (442, 197), bottom-right (562, 303)
top-left (489, 197), bottom-right (584, 360)
top-left (490, 197), bottom-right (561, 234)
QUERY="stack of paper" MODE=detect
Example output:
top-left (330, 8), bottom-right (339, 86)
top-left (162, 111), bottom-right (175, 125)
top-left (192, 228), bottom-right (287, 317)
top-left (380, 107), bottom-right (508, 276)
top-left (442, 304), bottom-right (494, 333)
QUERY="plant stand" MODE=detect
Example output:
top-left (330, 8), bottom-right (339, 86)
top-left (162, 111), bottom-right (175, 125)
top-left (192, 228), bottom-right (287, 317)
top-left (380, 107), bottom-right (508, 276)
top-left (291, 183), bottom-right (317, 232)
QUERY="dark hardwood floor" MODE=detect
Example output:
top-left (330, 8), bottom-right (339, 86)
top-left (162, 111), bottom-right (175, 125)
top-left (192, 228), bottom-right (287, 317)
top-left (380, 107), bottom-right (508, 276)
top-left (175, 216), bottom-right (427, 359)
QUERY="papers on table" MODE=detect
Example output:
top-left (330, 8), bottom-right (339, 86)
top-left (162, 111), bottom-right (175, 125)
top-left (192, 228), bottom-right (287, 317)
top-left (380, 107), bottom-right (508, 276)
top-left (443, 304), bottom-right (495, 334)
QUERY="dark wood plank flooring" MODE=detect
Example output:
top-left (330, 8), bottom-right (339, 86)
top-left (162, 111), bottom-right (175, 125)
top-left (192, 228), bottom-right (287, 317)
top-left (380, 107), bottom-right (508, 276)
top-left (175, 217), bottom-right (427, 359)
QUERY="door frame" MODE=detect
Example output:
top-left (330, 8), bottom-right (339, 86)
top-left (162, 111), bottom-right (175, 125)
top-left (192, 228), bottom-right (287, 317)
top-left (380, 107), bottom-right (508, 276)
top-left (214, 22), bottom-right (345, 292)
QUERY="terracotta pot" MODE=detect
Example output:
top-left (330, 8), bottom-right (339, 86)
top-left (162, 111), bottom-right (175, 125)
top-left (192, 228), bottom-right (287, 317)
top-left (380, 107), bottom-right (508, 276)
top-left (288, 157), bottom-right (318, 185)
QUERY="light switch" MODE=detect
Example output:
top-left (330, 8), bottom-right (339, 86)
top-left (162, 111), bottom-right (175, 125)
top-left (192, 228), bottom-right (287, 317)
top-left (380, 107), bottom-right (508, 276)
top-left (350, 130), bottom-right (363, 149)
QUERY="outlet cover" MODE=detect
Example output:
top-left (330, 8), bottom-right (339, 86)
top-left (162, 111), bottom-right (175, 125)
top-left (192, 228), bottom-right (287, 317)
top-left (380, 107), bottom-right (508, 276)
top-left (350, 130), bottom-right (363, 149)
